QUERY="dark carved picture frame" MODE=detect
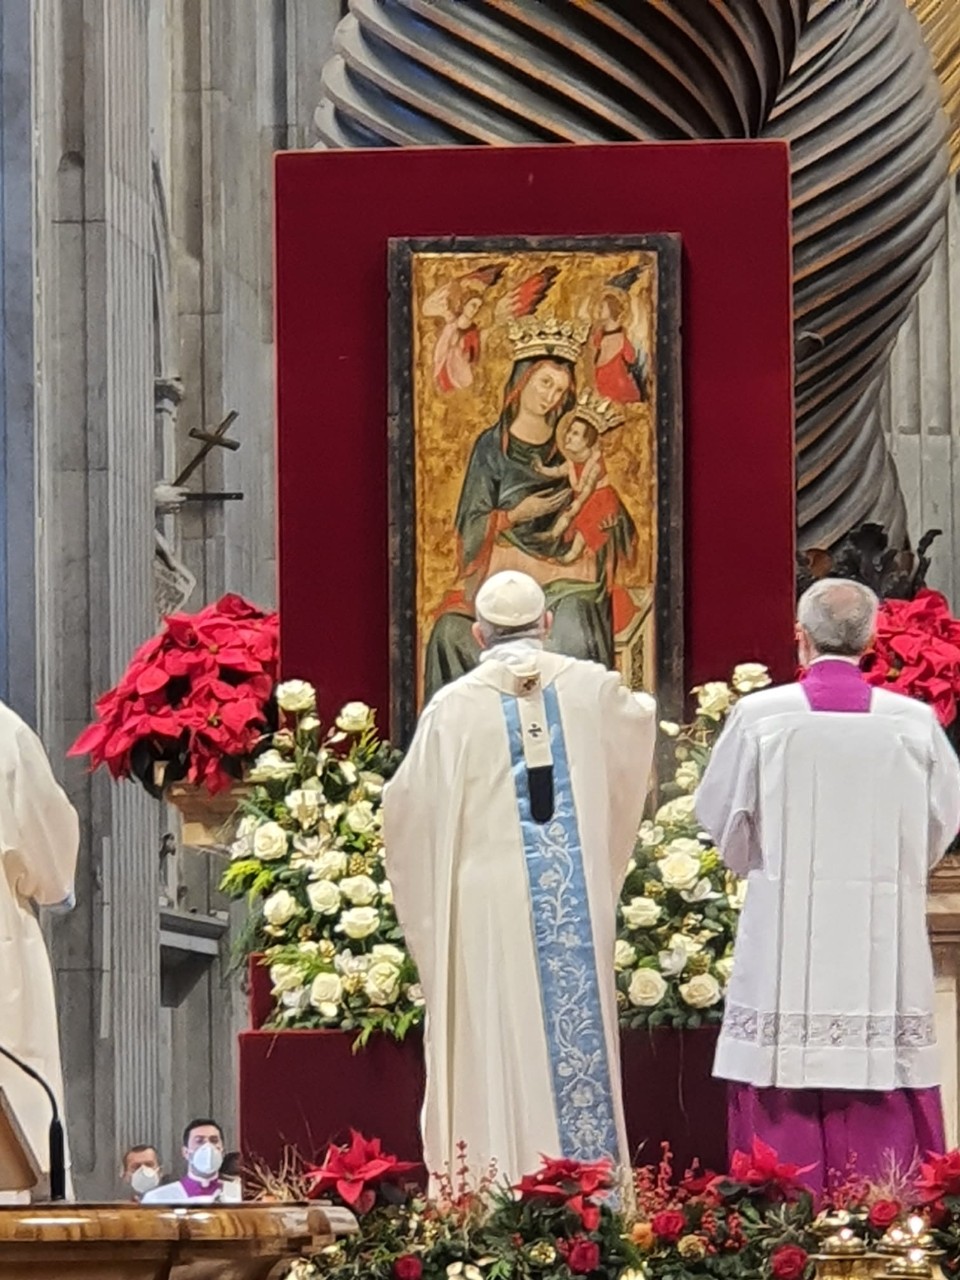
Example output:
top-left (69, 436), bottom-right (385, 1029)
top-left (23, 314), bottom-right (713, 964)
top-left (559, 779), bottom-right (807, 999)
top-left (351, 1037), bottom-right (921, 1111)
top-left (387, 234), bottom-right (683, 745)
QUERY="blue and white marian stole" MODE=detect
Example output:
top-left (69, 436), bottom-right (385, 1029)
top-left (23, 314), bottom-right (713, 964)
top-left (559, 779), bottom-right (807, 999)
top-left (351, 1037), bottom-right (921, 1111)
top-left (501, 680), bottom-right (619, 1164)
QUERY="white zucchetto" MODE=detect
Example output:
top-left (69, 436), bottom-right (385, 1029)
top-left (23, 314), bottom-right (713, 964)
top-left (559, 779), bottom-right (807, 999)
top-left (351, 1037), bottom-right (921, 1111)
top-left (474, 571), bottom-right (546, 627)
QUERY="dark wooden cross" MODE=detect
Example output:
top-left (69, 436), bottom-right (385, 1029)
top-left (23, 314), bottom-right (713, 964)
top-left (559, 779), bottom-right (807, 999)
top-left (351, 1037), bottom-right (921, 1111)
top-left (174, 410), bottom-right (244, 501)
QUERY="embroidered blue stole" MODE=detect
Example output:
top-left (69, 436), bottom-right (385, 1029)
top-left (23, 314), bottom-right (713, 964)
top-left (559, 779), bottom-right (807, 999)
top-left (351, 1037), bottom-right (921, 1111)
top-left (500, 684), bottom-right (619, 1163)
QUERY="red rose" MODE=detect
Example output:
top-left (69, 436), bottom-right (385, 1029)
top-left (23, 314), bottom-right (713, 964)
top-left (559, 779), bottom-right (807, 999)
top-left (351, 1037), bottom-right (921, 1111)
top-left (567, 1240), bottom-right (601, 1275)
top-left (868, 1200), bottom-right (901, 1230)
top-left (652, 1210), bottom-right (687, 1243)
top-left (393, 1256), bottom-right (423, 1280)
top-left (770, 1244), bottom-right (809, 1280)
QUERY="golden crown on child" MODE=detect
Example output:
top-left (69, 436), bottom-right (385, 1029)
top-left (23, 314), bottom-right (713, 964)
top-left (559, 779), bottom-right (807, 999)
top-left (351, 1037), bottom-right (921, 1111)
top-left (507, 314), bottom-right (590, 364)
top-left (570, 389), bottom-right (626, 434)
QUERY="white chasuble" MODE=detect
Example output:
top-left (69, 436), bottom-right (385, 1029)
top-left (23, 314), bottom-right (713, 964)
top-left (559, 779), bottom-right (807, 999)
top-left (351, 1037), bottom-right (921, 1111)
top-left (383, 647), bottom-right (655, 1190)
top-left (697, 683), bottom-right (960, 1092)
top-left (0, 703), bottom-right (79, 1183)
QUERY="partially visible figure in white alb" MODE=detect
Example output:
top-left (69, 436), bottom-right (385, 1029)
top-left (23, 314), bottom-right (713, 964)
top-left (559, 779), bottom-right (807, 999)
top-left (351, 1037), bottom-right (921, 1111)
top-left (0, 703), bottom-right (78, 1204)
top-left (384, 570), bottom-right (656, 1193)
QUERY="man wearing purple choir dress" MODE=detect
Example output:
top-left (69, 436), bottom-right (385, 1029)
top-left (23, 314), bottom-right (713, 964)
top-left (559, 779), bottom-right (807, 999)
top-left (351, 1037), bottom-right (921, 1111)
top-left (140, 1119), bottom-right (233, 1204)
top-left (697, 578), bottom-right (960, 1195)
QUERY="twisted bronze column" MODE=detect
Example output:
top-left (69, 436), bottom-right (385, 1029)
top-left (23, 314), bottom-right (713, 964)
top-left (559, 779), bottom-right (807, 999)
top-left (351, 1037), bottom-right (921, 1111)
top-left (316, 0), bottom-right (950, 550)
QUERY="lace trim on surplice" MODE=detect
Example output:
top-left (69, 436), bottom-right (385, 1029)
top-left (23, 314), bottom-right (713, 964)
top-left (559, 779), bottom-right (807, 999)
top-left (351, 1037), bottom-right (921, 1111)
top-left (723, 1003), bottom-right (936, 1049)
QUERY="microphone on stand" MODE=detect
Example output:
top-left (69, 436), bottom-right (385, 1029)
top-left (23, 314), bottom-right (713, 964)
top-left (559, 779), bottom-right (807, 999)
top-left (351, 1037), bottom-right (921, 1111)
top-left (0, 1045), bottom-right (66, 1202)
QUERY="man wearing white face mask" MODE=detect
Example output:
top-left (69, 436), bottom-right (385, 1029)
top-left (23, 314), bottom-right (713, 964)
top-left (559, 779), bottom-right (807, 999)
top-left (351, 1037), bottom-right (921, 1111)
top-left (121, 1144), bottom-right (162, 1201)
top-left (140, 1119), bottom-right (226, 1203)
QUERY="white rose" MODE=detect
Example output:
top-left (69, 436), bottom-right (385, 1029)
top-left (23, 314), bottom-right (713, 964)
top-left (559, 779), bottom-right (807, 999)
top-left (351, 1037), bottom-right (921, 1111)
top-left (732, 662), bottom-right (771, 694)
top-left (336, 701), bottom-right (372, 734)
top-left (339, 874), bottom-right (379, 906)
top-left (621, 897), bottom-right (661, 929)
top-left (659, 851), bottom-right (702, 892)
top-left (335, 950), bottom-right (370, 976)
top-left (270, 962), bottom-right (303, 994)
top-left (360, 771), bottom-right (385, 799)
top-left (674, 761), bottom-right (700, 793)
top-left (253, 822), bottom-right (289, 862)
top-left (655, 795), bottom-right (697, 827)
top-left (336, 907), bottom-right (380, 939)
top-left (248, 750), bottom-right (297, 783)
top-left (695, 681), bottom-right (733, 720)
top-left (669, 932), bottom-right (704, 959)
top-left (307, 879), bottom-right (342, 916)
top-left (664, 836), bottom-right (704, 859)
top-left (311, 849), bottom-right (348, 881)
top-left (285, 789), bottom-right (322, 827)
top-left (276, 680), bottom-right (317, 713)
top-left (372, 943), bottom-right (406, 966)
top-left (658, 944), bottom-right (687, 977)
top-left (237, 814), bottom-right (258, 838)
top-left (279, 986), bottom-right (309, 1016)
top-left (614, 939), bottom-right (637, 970)
top-left (406, 982), bottom-right (425, 1006)
top-left (364, 960), bottom-right (402, 1006)
top-left (659, 720), bottom-right (680, 738)
top-left (638, 821), bottom-right (666, 849)
top-left (628, 969), bottom-right (668, 1007)
top-left (379, 878), bottom-right (394, 905)
top-left (262, 889), bottom-right (300, 928)
top-left (681, 877), bottom-right (721, 904)
top-left (680, 973), bottom-right (722, 1008)
top-left (309, 972), bottom-right (343, 1018)
top-left (345, 801), bottom-right (377, 834)
top-left (339, 760), bottom-right (358, 785)
top-left (300, 714), bottom-right (320, 733)
top-left (230, 833), bottom-right (253, 861)
top-left (715, 956), bottom-right (735, 984)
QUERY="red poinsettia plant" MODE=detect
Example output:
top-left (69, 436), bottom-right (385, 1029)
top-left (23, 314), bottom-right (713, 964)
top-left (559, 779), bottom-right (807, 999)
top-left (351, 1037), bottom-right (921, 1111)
top-left (862, 589), bottom-right (960, 728)
top-left (516, 1156), bottom-right (615, 1232)
top-left (69, 594), bottom-right (279, 796)
top-left (304, 1130), bottom-right (419, 1214)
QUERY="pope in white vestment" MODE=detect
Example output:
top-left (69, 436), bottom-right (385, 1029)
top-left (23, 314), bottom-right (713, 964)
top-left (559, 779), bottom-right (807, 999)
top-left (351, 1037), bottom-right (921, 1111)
top-left (383, 571), bottom-right (656, 1191)
top-left (697, 579), bottom-right (960, 1193)
top-left (0, 701), bottom-right (78, 1200)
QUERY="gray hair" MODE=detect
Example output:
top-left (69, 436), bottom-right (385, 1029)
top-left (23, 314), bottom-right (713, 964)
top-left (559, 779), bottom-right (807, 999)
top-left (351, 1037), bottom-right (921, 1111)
top-left (475, 617), bottom-right (545, 648)
top-left (796, 578), bottom-right (879, 656)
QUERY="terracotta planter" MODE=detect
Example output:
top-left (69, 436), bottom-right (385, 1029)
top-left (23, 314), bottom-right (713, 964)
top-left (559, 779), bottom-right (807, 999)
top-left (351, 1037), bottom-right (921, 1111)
top-left (161, 772), bottom-right (249, 848)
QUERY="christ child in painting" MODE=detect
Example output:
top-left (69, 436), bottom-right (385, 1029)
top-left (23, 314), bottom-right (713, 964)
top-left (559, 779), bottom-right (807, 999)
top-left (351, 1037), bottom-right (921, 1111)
top-left (535, 395), bottom-right (626, 564)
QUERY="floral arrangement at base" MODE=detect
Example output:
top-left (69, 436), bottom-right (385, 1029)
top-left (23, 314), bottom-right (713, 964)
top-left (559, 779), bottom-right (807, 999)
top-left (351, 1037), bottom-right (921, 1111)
top-left (219, 682), bottom-right (420, 1043)
top-left (265, 1132), bottom-right (960, 1280)
top-left (615, 664), bottom-right (770, 1030)
top-left (69, 593), bottom-right (279, 796)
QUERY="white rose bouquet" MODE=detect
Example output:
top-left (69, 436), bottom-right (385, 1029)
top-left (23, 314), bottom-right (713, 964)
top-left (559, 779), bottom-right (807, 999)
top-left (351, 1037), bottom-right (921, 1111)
top-left (220, 683), bottom-right (420, 1044)
top-left (616, 663), bottom-right (771, 1030)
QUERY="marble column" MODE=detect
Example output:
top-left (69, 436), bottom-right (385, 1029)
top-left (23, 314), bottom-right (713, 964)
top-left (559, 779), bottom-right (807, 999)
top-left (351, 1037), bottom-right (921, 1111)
top-left (34, 0), bottom-right (160, 1195)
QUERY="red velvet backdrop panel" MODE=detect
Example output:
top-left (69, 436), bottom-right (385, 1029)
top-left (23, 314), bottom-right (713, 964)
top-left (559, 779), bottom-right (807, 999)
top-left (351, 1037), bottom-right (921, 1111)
top-left (275, 142), bottom-right (795, 722)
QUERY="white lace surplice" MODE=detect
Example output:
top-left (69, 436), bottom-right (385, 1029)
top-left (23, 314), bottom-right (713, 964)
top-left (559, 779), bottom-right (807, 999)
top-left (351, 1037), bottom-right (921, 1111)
top-left (697, 684), bottom-right (960, 1091)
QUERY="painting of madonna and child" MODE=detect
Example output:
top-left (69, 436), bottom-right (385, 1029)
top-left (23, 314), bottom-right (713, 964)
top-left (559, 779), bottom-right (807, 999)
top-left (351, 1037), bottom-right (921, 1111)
top-left (387, 235), bottom-right (683, 742)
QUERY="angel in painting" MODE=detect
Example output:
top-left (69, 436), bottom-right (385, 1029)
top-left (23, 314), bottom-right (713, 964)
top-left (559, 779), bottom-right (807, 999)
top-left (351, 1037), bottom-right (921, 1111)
top-left (422, 264), bottom-right (559, 393)
top-left (422, 265), bottom-right (504, 393)
top-left (585, 266), bottom-right (651, 404)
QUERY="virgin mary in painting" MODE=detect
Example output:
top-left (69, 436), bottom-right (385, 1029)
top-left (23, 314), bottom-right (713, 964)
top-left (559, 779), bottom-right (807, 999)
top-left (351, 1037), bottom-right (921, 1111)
top-left (423, 318), bottom-right (637, 700)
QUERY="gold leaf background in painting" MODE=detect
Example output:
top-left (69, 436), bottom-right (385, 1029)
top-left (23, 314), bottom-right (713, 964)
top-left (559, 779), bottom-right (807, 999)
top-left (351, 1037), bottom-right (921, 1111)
top-left (410, 248), bottom-right (659, 675)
